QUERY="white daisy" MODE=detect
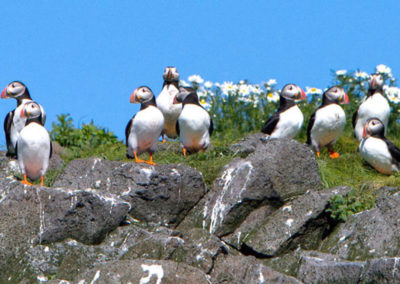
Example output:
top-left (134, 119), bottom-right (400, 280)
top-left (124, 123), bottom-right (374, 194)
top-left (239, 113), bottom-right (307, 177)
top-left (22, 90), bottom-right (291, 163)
top-left (336, 69), bottom-right (347, 76)
top-left (305, 86), bottom-right (323, 95)
top-left (204, 81), bottom-right (213, 89)
top-left (376, 64), bottom-right (392, 77)
top-left (266, 92), bottom-right (279, 102)
top-left (188, 74), bottom-right (204, 84)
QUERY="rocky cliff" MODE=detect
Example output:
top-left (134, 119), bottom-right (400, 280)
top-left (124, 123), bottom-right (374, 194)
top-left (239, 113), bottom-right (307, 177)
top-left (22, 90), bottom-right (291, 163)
top-left (1, 135), bottom-right (399, 283)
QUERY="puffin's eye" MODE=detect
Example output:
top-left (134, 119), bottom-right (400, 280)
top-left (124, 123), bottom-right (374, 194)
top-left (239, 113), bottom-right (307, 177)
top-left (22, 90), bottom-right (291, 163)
top-left (12, 84), bottom-right (15, 88)
top-left (289, 86), bottom-right (293, 90)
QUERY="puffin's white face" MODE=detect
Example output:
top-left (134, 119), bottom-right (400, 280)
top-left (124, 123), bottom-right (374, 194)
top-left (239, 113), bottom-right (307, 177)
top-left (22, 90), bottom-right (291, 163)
top-left (324, 86), bottom-right (349, 104)
top-left (1, 81), bottom-right (26, 99)
top-left (281, 84), bottom-right (306, 101)
top-left (363, 117), bottom-right (384, 138)
top-left (163, 67), bottom-right (180, 82)
top-left (369, 74), bottom-right (384, 90)
top-left (174, 87), bottom-right (194, 104)
top-left (130, 86), bottom-right (154, 104)
top-left (21, 102), bottom-right (41, 119)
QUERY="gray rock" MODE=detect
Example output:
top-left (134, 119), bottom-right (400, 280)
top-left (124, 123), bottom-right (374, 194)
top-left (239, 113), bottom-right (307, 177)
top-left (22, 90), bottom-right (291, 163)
top-left (54, 158), bottom-right (207, 227)
top-left (50, 259), bottom-right (210, 284)
top-left (229, 132), bottom-right (266, 156)
top-left (186, 138), bottom-right (321, 237)
top-left (360, 257), bottom-right (400, 283)
top-left (320, 191), bottom-right (400, 260)
top-left (0, 181), bottom-right (129, 281)
top-left (243, 187), bottom-right (350, 256)
top-left (211, 254), bottom-right (302, 284)
top-left (297, 251), bottom-right (365, 284)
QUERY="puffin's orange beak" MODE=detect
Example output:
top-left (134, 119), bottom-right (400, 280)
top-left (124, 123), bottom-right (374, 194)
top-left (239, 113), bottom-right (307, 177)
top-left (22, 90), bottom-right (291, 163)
top-left (362, 124), bottom-right (367, 138)
top-left (299, 89), bottom-right (306, 100)
top-left (1, 87), bottom-right (7, 99)
top-left (341, 92), bottom-right (349, 104)
top-left (168, 70), bottom-right (173, 80)
top-left (371, 77), bottom-right (376, 89)
top-left (130, 90), bottom-right (138, 103)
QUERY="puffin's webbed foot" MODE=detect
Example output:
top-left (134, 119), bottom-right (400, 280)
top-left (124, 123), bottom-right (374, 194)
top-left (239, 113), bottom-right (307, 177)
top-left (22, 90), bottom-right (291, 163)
top-left (134, 152), bottom-right (146, 164)
top-left (21, 174), bottom-right (33, 186)
top-left (144, 154), bottom-right (156, 166)
top-left (329, 151), bottom-right (340, 159)
top-left (182, 148), bottom-right (187, 157)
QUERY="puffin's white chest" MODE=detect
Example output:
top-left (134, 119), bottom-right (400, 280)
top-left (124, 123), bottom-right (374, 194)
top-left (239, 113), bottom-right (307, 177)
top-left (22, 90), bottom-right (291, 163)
top-left (128, 106), bottom-right (164, 153)
top-left (359, 137), bottom-right (397, 175)
top-left (156, 85), bottom-right (181, 137)
top-left (311, 104), bottom-right (346, 147)
top-left (179, 104), bottom-right (211, 150)
top-left (17, 123), bottom-right (51, 180)
top-left (271, 105), bottom-right (304, 139)
top-left (355, 94), bottom-right (391, 140)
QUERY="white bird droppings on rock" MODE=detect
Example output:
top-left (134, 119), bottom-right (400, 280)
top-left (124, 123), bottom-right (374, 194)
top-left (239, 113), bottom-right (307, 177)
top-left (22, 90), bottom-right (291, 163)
top-left (306, 210), bottom-right (313, 216)
top-left (285, 219), bottom-right (294, 227)
top-left (171, 168), bottom-right (180, 177)
top-left (94, 180), bottom-right (101, 188)
top-left (89, 270), bottom-right (101, 284)
top-left (282, 205), bottom-right (292, 212)
top-left (140, 264), bottom-right (164, 284)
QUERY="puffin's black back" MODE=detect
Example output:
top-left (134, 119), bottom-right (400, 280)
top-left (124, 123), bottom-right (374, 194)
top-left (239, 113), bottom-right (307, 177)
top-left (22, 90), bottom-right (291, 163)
top-left (261, 95), bottom-right (296, 134)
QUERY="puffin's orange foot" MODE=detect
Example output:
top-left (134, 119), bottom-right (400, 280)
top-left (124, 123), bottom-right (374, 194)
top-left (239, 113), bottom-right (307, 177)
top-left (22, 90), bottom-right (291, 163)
top-left (316, 151), bottom-right (320, 157)
top-left (145, 155), bottom-right (156, 166)
top-left (134, 152), bottom-right (146, 164)
top-left (183, 148), bottom-right (187, 157)
top-left (40, 176), bottom-right (44, 186)
top-left (21, 174), bottom-right (33, 186)
top-left (329, 151), bottom-right (340, 159)
top-left (162, 138), bottom-right (166, 144)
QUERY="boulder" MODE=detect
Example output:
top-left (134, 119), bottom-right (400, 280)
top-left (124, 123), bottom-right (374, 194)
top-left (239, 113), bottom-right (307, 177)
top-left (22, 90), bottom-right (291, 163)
top-left (211, 254), bottom-right (302, 284)
top-left (320, 190), bottom-right (400, 260)
top-left (229, 132), bottom-right (266, 156)
top-left (0, 179), bottom-right (129, 281)
top-left (241, 186), bottom-right (350, 256)
top-left (181, 138), bottom-right (322, 237)
top-left (54, 158), bottom-right (207, 227)
top-left (360, 257), bottom-right (400, 283)
top-left (297, 251), bottom-right (365, 284)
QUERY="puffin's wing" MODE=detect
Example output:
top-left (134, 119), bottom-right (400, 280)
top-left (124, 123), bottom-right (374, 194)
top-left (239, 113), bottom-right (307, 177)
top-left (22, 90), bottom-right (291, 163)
top-left (209, 117), bottom-right (214, 136)
top-left (306, 111), bottom-right (316, 145)
top-left (175, 120), bottom-right (180, 136)
top-left (49, 140), bottom-right (53, 159)
top-left (125, 115), bottom-right (135, 145)
top-left (384, 138), bottom-right (400, 166)
top-left (261, 113), bottom-right (279, 135)
top-left (4, 111), bottom-right (14, 150)
top-left (352, 108), bottom-right (358, 128)
top-left (39, 104), bottom-right (46, 126)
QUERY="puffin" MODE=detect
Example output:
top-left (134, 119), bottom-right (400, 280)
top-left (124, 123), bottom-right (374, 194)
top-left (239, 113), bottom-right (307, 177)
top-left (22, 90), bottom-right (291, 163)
top-left (156, 66), bottom-right (181, 141)
top-left (353, 73), bottom-right (390, 141)
top-left (17, 101), bottom-right (51, 186)
top-left (125, 86), bottom-right (164, 165)
top-left (359, 117), bottom-right (400, 175)
top-left (261, 83), bottom-right (306, 139)
top-left (173, 87), bottom-right (213, 156)
top-left (2, 81), bottom-right (46, 157)
top-left (307, 86), bottom-right (349, 158)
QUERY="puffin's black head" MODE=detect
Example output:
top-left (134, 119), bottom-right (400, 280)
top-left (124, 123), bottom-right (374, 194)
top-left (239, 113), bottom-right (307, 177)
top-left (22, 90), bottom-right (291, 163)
top-left (163, 66), bottom-right (180, 82)
top-left (368, 73), bottom-right (384, 93)
top-left (20, 101), bottom-right (42, 119)
top-left (281, 84), bottom-right (306, 101)
top-left (1, 81), bottom-right (31, 100)
top-left (173, 87), bottom-right (196, 104)
top-left (322, 86), bottom-right (349, 105)
top-left (363, 117), bottom-right (385, 138)
top-left (130, 86), bottom-right (154, 104)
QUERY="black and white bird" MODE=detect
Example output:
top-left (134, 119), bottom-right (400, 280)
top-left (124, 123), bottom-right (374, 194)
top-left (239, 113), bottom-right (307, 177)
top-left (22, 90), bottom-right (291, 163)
top-left (156, 66), bottom-right (181, 141)
top-left (307, 86), bottom-right (349, 158)
top-left (17, 101), bottom-right (51, 186)
top-left (261, 83), bottom-right (306, 139)
top-left (359, 117), bottom-right (400, 175)
top-left (2, 81), bottom-right (46, 157)
top-left (353, 73), bottom-right (390, 141)
top-left (173, 87), bottom-right (213, 156)
top-left (125, 86), bottom-right (164, 165)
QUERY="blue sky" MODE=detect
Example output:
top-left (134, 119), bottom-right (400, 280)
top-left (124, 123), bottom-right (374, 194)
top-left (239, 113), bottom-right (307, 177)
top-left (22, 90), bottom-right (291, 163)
top-left (1, 1), bottom-right (399, 146)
